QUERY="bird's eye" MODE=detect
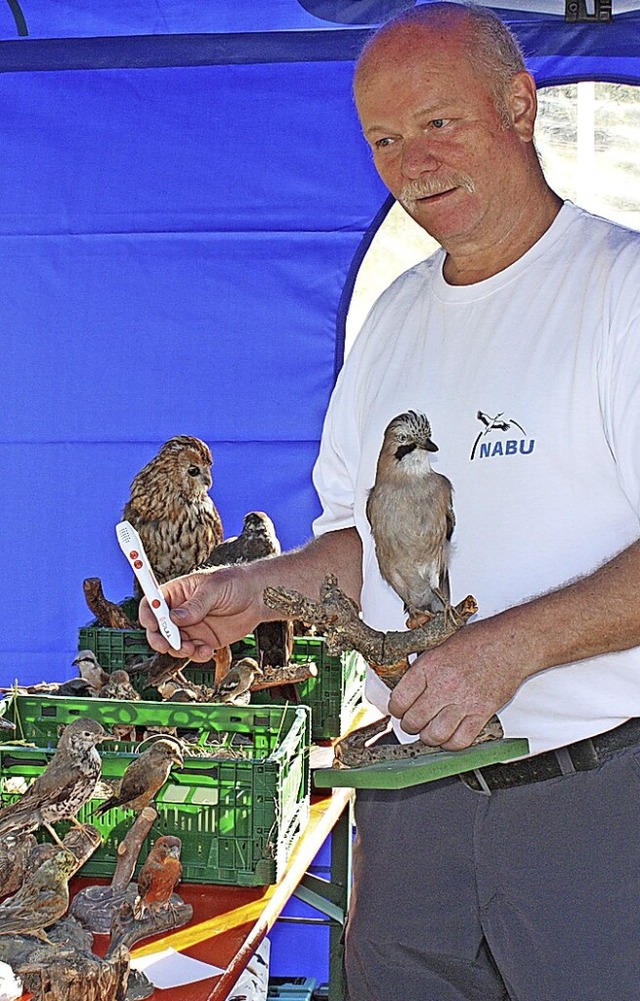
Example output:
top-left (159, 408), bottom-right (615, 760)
top-left (187, 465), bottom-right (200, 477)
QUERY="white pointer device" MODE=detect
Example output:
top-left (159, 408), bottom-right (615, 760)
top-left (115, 520), bottom-right (182, 651)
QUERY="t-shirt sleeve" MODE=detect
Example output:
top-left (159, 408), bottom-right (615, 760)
top-left (602, 283), bottom-right (640, 516)
top-left (311, 372), bottom-right (358, 538)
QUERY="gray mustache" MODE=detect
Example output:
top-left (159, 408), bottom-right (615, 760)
top-left (399, 175), bottom-right (475, 206)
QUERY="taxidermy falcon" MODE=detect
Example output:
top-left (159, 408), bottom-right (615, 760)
top-left (122, 435), bottom-right (223, 587)
top-left (366, 411), bottom-right (455, 627)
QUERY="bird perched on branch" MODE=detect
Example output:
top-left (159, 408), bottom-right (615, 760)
top-left (133, 835), bottom-right (183, 919)
top-left (0, 718), bottom-right (113, 845)
top-left (95, 738), bottom-right (184, 817)
top-left (209, 657), bottom-right (263, 705)
top-left (0, 848), bottom-right (77, 943)
top-left (122, 435), bottom-right (223, 588)
top-left (366, 411), bottom-right (456, 628)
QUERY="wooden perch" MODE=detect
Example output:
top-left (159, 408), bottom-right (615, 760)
top-left (83, 578), bottom-right (137, 629)
top-left (111, 806), bottom-right (157, 893)
top-left (250, 661), bottom-right (318, 692)
top-left (263, 574), bottom-right (477, 688)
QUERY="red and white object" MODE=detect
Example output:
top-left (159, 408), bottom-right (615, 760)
top-left (115, 520), bottom-right (182, 650)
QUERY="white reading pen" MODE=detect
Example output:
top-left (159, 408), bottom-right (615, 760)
top-left (115, 520), bottom-right (182, 651)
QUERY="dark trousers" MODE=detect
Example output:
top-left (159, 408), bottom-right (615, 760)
top-left (345, 744), bottom-right (640, 1001)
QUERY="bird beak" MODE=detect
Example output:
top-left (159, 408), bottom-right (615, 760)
top-left (100, 733), bottom-right (118, 741)
top-left (425, 438), bottom-right (439, 452)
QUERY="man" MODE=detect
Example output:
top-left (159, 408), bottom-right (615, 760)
top-left (141, 5), bottom-right (640, 998)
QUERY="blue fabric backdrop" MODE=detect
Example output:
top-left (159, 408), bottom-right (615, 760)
top-left (2, 0), bottom-right (640, 685)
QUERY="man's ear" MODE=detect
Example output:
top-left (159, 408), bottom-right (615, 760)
top-left (508, 70), bottom-right (538, 142)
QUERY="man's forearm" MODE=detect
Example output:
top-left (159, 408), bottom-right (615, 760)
top-left (389, 537), bottom-right (640, 748)
top-left (245, 526), bottom-right (363, 622)
top-left (494, 537), bottom-right (640, 678)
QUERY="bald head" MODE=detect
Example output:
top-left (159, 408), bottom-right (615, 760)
top-left (355, 3), bottom-right (526, 124)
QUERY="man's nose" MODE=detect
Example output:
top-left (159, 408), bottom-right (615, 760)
top-left (401, 136), bottom-right (440, 178)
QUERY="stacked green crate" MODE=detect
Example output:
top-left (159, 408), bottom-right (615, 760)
top-left (230, 636), bottom-right (367, 741)
top-left (78, 607), bottom-right (367, 740)
top-left (1, 694), bottom-right (310, 886)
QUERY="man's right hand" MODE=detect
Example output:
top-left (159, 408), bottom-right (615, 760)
top-left (138, 564), bottom-right (265, 662)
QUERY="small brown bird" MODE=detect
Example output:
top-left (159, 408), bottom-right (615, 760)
top-left (98, 669), bottom-right (141, 701)
top-left (95, 738), bottom-right (184, 816)
top-left (0, 718), bottom-right (113, 845)
top-left (366, 411), bottom-right (456, 627)
top-left (122, 435), bottom-right (223, 587)
top-left (210, 657), bottom-right (263, 704)
top-left (133, 835), bottom-right (183, 919)
top-left (73, 649), bottom-right (110, 692)
top-left (0, 848), bottom-right (77, 942)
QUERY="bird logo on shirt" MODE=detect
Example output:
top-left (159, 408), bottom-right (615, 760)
top-left (470, 410), bottom-right (534, 461)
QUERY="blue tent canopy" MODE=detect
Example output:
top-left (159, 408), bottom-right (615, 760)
top-left (2, 0), bottom-right (640, 684)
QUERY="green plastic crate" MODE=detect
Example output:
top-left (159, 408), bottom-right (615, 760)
top-left (78, 597), bottom-right (153, 672)
top-left (232, 635), bottom-right (367, 742)
top-left (1, 694), bottom-right (311, 887)
top-left (77, 618), bottom-right (367, 740)
top-left (267, 977), bottom-right (318, 1000)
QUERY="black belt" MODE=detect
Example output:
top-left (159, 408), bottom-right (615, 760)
top-left (460, 717), bottom-right (640, 793)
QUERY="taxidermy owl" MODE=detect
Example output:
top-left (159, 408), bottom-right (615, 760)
top-left (122, 435), bottom-right (223, 587)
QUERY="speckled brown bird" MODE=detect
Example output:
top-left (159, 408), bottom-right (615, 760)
top-left (0, 848), bottom-right (77, 942)
top-left (98, 669), bottom-right (141, 701)
top-left (73, 649), bottom-right (110, 692)
top-left (95, 738), bottom-right (184, 817)
top-left (0, 718), bottom-right (113, 845)
top-left (366, 411), bottom-right (456, 626)
top-left (122, 435), bottom-right (223, 587)
top-left (133, 835), bottom-right (183, 919)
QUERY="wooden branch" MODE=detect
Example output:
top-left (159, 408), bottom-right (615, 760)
top-left (111, 806), bottom-right (157, 894)
top-left (250, 661), bottom-right (318, 692)
top-left (263, 574), bottom-right (478, 688)
top-left (333, 715), bottom-right (504, 767)
top-left (106, 897), bottom-right (193, 958)
top-left (83, 578), bottom-right (137, 629)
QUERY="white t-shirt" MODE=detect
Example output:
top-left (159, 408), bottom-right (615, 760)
top-left (313, 201), bottom-right (640, 755)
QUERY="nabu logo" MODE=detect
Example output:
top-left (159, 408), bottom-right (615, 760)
top-left (470, 411), bottom-right (535, 461)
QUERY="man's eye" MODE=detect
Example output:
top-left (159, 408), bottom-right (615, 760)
top-left (431, 118), bottom-right (449, 129)
top-left (374, 137), bottom-right (394, 149)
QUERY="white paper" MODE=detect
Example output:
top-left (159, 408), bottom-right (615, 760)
top-left (130, 947), bottom-right (224, 989)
